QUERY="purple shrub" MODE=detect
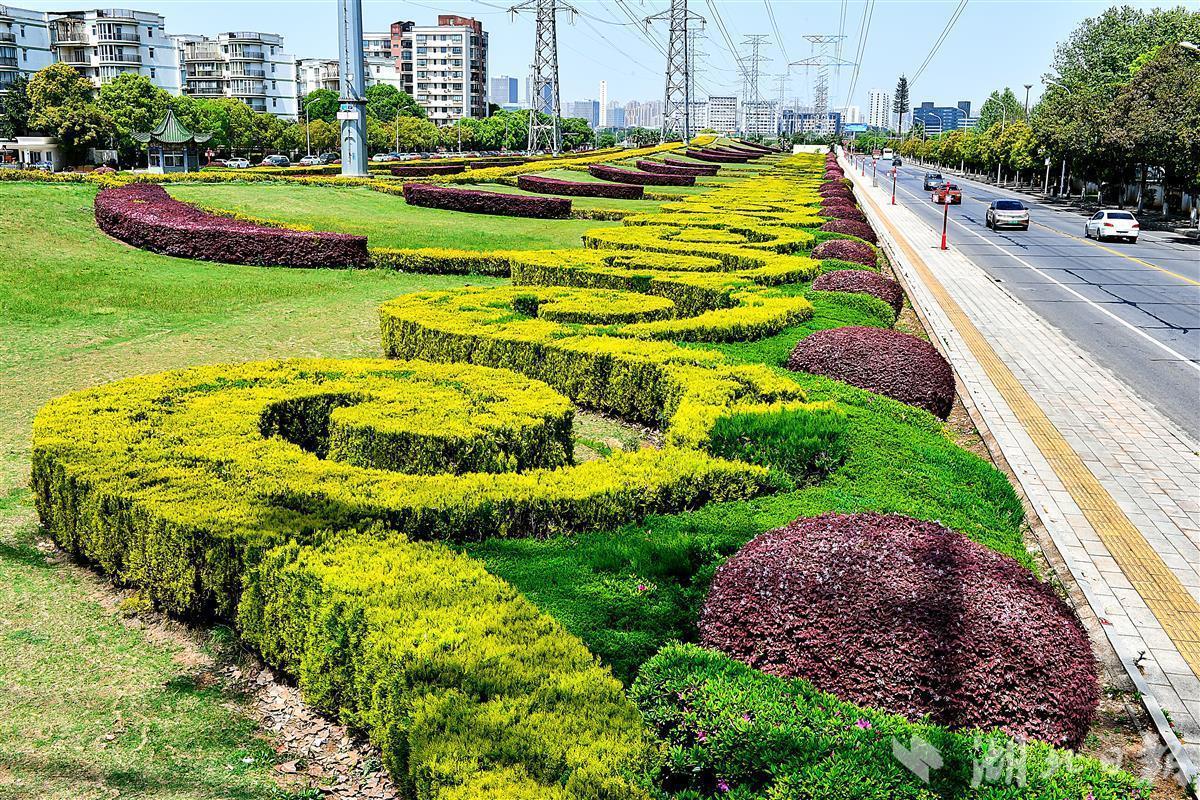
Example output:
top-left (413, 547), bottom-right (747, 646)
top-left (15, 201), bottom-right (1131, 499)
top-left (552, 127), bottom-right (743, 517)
top-left (786, 326), bottom-right (955, 418)
top-left (636, 160), bottom-right (716, 177)
top-left (93, 184), bottom-right (369, 268)
top-left (820, 218), bottom-right (878, 244)
top-left (812, 269), bottom-right (904, 314)
top-left (588, 164), bottom-right (696, 186)
top-left (811, 239), bottom-right (877, 267)
top-left (517, 174), bottom-right (645, 199)
top-left (662, 157), bottom-right (720, 175)
top-left (820, 205), bottom-right (869, 224)
top-left (388, 163), bottom-right (466, 177)
top-left (685, 149), bottom-right (751, 163)
top-left (402, 182), bottom-right (571, 218)
top-left (818, 181), bottom-right (853, 197)
top-left (699, 512), bottom-right (1100, 748)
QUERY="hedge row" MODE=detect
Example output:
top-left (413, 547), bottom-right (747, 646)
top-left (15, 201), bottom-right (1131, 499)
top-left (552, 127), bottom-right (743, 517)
top-left (587, 164), bottom-right (696, 186)
top-left (389, 163), bottom-right (467, 177)
top-left (402, 182), bottom-right (571, 218)
top-left (93, 184), bottom-right (369, 268)
top-left (634, 159), bottom-right (716, 177)
top-left (517, 174), bottom-right (645, 199)
top-left (685, 149), bottom-right (751, 163)
top-left (662, 157), bottom-right (720, 174)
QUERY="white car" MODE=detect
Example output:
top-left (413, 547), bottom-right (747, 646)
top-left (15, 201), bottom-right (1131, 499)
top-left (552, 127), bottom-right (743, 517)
top-left (298, 155), bottom-right (322, 166)
top-left (225, 158), bottom-right (250, 169)
top-left (1085, 209), bottom-right (1140, 243)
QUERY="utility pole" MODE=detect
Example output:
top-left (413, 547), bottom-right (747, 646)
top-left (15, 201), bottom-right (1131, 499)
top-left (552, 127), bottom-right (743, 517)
top-left (790, 35), bottom-right (853, 137)
top-left (773, 72), bottom-right (789, 136)
top-left (738, 34), bottom-right (770, 136)
top-left (511, 0), bottom-right (575, 153)
top-left (336, 0), bottom-right (368, 175)
top-left (647, 0), bottom-right (705, 142)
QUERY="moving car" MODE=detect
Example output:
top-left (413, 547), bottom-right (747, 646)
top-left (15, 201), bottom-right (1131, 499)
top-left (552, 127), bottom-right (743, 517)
top-left (225, 157), bottom-right (250, 168)
top-left (1085, 209), bottom-right (1140, 243)
top-left (260, 155), bottom-right (291, 167)
top-left (892, 156), bottom-right (903, 167)
top-left (297, 155), bottom-right (323, 166)
top-left (922, 171), bottom-right (944, 191)
top-left (985, 199), bottom-right (1030, 231)
top-left (932, 183), bottom-right (962, 204)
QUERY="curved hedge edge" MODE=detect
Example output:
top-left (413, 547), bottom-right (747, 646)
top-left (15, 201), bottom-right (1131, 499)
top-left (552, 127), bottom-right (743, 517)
top-left (402, 183), bottom-right (571, 219)
top-left (588, 164), bottom-right (696, 187)
top-left (517, 173), bottom-right (645, 199)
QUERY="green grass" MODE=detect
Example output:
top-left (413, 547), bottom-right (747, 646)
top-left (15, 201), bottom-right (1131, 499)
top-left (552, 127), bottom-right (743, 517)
top-left (166, 182), bottom-right (614, 250)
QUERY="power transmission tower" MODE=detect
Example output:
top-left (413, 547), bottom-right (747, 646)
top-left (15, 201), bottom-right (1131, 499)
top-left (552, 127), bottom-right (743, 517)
top-left (511, 0), bottom-right (575, 153)
top-left (646, 1), bottom-right (705, 142)
top-left (773, 72), bottom-right (789, 134)
top-left (789, 35), bottom-right (853, 137)
top-left (739, 34), bottom-right (771, 105)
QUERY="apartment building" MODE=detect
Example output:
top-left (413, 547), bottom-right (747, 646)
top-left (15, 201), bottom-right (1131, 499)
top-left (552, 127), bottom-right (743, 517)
top-left (362, 30), bottom-right (391, 60)
top-left (175, 31), bottom-right (295, 117)
top-left (706, 95), bottom-right (737, 134)
top-left (295, 54), bottom-right (405, 101)
top-left (391, 15), bottom-right (487, 124)
top-left (0, 5), bottom-right (54, 91)
top-left (867, 88), bottom-right (891, 130)
top-left (741, 100), bottom-right (776, 137)
top-left (46, 8), bottom-right (179, 92)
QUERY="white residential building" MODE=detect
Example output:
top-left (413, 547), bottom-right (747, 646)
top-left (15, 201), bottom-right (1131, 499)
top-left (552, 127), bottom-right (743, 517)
top-left (296, 55), bottom-right (407, 102)
top-left (741, 100), bottom-right (776, 137)
top-left (598, 79), bottom-right (607, 127)
top-left (362, 30), bottom-right (391, 60)
top-left (705, 95), bottom-right (737, 134)
top-left (46, 9), bottom-right (179, 92)
top-left (393, 15), bottom-right (488, 124)
top-left (175, 31), bottom-right (296, 118)
top-left (834, 104), bottom-right (862, 124)
top-left (867, 88), bottom-right (891, 130)
top-left (0, 5), bottom-right (53, 92)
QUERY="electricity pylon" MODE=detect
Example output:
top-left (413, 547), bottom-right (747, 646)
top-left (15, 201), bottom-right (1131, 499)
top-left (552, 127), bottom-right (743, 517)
top-left (646, 0), bottom-right (705, 142)
top-left (511, 0), bottom-right (576, 152)
top-left (790, 35), bottom-right (854, 136)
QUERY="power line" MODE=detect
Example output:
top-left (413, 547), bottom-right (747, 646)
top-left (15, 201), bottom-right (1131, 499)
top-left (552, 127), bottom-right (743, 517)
top-left (842, 0), bottom-right (875, 110)
top-left (764, 0), bottom-right (788, 63)
top-left (910, 0), bottom-right (968, 87)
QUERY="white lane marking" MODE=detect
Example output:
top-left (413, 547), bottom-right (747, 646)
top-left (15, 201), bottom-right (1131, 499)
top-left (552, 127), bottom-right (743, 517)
top-left (892, 178), bottom-right (1200, 372)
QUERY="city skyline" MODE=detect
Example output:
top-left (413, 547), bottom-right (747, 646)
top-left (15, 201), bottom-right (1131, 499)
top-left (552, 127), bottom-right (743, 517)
top-left (23, 0), bottom-right (1170, 117)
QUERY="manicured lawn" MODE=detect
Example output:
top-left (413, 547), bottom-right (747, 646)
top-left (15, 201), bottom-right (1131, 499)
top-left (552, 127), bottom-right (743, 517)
top-left (166, 182), bottom-right (613, 249)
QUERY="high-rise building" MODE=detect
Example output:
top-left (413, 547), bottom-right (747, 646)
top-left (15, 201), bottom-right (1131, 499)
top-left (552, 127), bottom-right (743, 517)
top-left (296, 53), bottom-right (405, 102)
top-left (174, 31), bottom-right (295, 117)
top-left (567, 99), bottom-right (599, 127)
top-left (362, 30), bottom-right (391, 60)
top-left (489, 74), bottom-right (518, 105)
top-left (607, 104), bottom-right (625, 128)
top-left (867, 88), bottom-right (891, 130)
top-left (706, 95), bottom-right (738, 134)
top-left (910, 101), bottom-right (971, 134)
top-left (834, 105), bottom-right (862, 124)
top-left (598, 80), bottom-right (607, 127)
top-left (741, 100), bottom-right (776, 136)
top-left (47, 9), bottom-right (180, 93)
top-left (687, 100), bottom-right (707, 131)
top-left (392, 15), bottom-right (488, 124)
top-left (0, 5), bottom-right (53, 92)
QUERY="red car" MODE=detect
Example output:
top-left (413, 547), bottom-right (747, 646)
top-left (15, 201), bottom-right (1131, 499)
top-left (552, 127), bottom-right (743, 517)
top-left (932, 182), bottom-right (962, 204)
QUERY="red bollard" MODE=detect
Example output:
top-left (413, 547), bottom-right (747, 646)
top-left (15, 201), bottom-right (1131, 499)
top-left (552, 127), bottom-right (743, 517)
top-left (940, 189), bottom-right (950, 250)
top-left (891, 166), bottom-right (898, 205)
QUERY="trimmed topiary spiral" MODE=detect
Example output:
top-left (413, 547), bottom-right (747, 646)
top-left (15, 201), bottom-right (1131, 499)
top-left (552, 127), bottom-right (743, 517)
top-left (811, 238), bottom-right (877, 268)
top-left (812, 269), bottom-right (904, 315)
top-left (819, 218), bottom-right (878, 244)
top-left (699, 512), bottom-right (1100, 747)
top-left (786, 326), bottom-right (955, 418)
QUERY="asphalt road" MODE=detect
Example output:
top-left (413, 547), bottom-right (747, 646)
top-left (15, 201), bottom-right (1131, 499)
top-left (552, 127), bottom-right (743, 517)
top-left (862, 161), bottom-right (1199, 438)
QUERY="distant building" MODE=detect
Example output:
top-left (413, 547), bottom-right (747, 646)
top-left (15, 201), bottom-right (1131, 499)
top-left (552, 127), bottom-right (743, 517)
top-left (392, 15), bottom-right (488, 124)
top-left (48, 9), bottom-right (180, 93)
top-left (0, 5), bottom-right (54, 92)
top-left (598, 79), bottom-right (607, 126)
top-left (911, 101), bottom-right (970, 133)
top-left (686, 100), bottom-right (707, 131)
top-left (607, 104), bottom-right (626, 128)
top-left (741, 100), bottom-right (775, 136)
top-left (362, 30), bottom-right (391, 60)
top-left (706, 95), bottom-right (737, 134)
top-left (174, 31), bottom-right (295, 117)
top-left (567, 99), bottom-right (599, 127)
top-left (867, 88), bottom-right (891, 129)
top-left (834, 105), bottom-right (862, 124)
top-left (489, 74), bottom-right (517, 105)
top-left (781, 108), bottom-right (843, 136)
top-left (296, 54), bottom-right (404, 102)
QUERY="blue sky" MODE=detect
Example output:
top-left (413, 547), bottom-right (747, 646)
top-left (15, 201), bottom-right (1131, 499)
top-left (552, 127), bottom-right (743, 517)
top-left (33, 1), bottom-right (1176, 109)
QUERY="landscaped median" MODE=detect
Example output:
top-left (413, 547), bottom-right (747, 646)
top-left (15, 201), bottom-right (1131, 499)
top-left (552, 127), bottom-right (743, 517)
top-left (28, 148), bottom-right (1150, 799)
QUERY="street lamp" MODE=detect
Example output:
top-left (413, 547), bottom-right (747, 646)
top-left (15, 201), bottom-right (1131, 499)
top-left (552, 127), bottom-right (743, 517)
top-left (1043, 80), bottom-right (1073, 196)
top-left (1023, 83), bottom-right (1032, 116)
top-left (304, 105), bottom-right (311, 157)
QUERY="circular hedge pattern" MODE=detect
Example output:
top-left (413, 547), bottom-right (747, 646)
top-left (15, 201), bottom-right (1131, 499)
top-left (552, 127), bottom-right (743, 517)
top-left (698, 512), bottom-right (1100, 747)
top-left (811, 239), bottom-right (876, 267)
top-left (812, 269), bottom-right (904, 315)
top-left (819, 218), bottom-right (878, 244)
top-left (786, 326), bottom-right (955, 418)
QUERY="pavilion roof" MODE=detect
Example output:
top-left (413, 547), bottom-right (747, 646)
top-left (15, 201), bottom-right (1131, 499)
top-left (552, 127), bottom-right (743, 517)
top-left (131, 110), bottom-right (213, 145)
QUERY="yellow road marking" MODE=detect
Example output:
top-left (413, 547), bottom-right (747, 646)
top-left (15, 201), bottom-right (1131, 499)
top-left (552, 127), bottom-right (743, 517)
top-left (858, 180), bottom-right (1200, 675)
top-left (1039, 222), bottom-right (1200, 287)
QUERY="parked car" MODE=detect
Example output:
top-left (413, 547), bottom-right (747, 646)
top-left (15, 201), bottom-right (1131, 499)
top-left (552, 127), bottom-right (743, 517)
top-left (225, 157), bottom-right (250, 169)
top-left (318, 152), bottom-right (339, 164)
top-left (207, 158), bottom-right (227, 168)
top-left (372, 153), bottom-right (398, 162)
top-left (922, 171), bottom-right (944, 191)
top-left (932, 182), bottom-right (962, 204)
top-left (1085, 209), bottom-right (1140, 243)
top-left (297, 155), bottom-right (323, 166)
top-left (985, 199), bottom-right (1030, 230)
top-left (260, 155), bottom-right (291, 167)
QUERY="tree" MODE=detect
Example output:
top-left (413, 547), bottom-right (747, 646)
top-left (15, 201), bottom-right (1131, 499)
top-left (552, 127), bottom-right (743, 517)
top-left (0, 74), bottom-right (32, 140)
top-left (559, 117), bottom-right (593, 151)
top-left (364, 84), bottom-right (425, 122)
top-left (595, 130), bottom-right (617, 148)
top-left (96, 73), bottom-right (170, 162)
top-left (1048, 6), bottom-right (1200, 92)
top-left (28, 63), bottom-right (112, 164)
top-left (892, 75), bottom-right (909, 137)
top-left (976, 88), bottom-right (1024, 133)
top-left (302, 89), bottom-right (340, 124)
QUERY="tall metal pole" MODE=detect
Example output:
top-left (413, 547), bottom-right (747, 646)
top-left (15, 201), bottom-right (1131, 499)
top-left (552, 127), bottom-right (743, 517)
top-left (514, 0), bottom-right (571, 153)
top-left (790, 35), bottom-right (852, 138)
top-left (1023, 83), bottom-right (1032, 115)
top-left (650, 0), bottom-right (703, 142)
top-left (337, 0), bottom-right (368, 175)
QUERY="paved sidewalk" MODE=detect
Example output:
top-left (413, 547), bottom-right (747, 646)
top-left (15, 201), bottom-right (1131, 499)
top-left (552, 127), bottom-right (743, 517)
top-left (840, 155), bottom-right (1200, 785)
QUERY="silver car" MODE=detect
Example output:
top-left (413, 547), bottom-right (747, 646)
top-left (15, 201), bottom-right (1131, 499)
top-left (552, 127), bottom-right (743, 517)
top-left (985, 199), bottom-right (1030, 231)
top-left (1085, 209), bottom-right (1139, 243)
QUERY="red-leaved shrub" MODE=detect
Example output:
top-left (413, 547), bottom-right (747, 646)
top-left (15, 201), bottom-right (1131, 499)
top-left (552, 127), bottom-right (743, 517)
top-left (402, 182), bottom-right (571, 218)
top-left (699, 512), bottom-right (1099, 748)
top-left (685, 149), bottom-right (750, 163)
top-left (786, 326), bottom-right (955, 417)
top-left (820, 204), bottom-right (869, 224)
top-left (662, 157), bottom-right (720, 174)
top-left (94, 184), bottom-right (369, 267)
top-left (818, 181), bottom-right (853, 197)
top-left (812, 269), bottom-right (904, 314)
top-left (588, 164), bottom-right (696, 186)
top-left (389, 163), bottom-right (466, 177)
top-left (517, 174), bottom-right (644, 199)
top-left (635, 159), bottom-right (715, 177)
top-left (811, 238), bottom-right (876, 267)
top-left (820, 218), bottom-right (878, 243)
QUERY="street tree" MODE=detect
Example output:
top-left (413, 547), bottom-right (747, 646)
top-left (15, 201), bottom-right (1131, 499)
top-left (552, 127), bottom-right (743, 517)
top-left (302, 89), bottom-right (340, 124)
top-left (892, 75), bottom-right (910, 137)
top-left (28, 64), bottom-right (113, 164)
top-left (0, 74), bottom-right (32, 139)
top-left (96, 73), bottom-right (170, 162)
top-left (364, 84), bottom-right (426, 122)
top-left (1048, 6), bottom-right (1200, 92)
top-left (976, 88), bottom-right (1024, 132)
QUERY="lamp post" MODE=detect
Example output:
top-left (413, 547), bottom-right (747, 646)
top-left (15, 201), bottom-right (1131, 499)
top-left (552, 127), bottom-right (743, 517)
top-left (1044, 80), bottom-right (1073, 196)
top-left (892, 162), bottom-right (898, 205)
top-left (1023, 83), bottom-right (1032, 116)
top-left (304, 105), bottom-right (311, 157)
